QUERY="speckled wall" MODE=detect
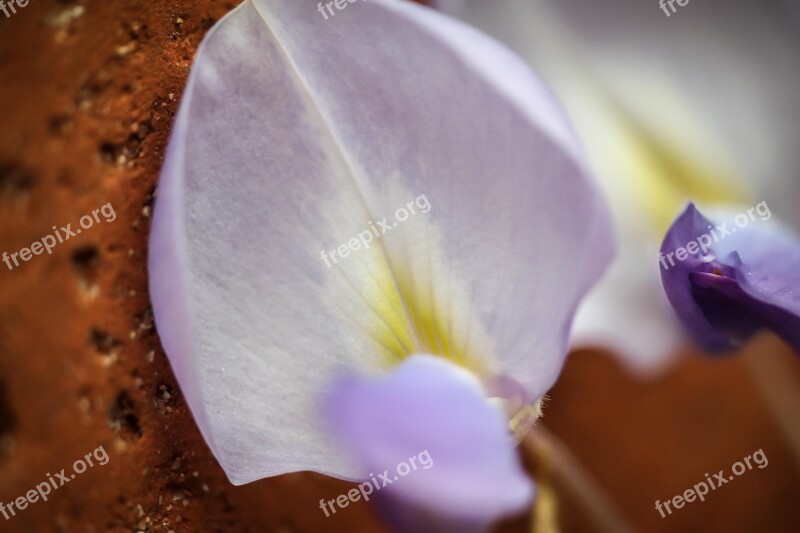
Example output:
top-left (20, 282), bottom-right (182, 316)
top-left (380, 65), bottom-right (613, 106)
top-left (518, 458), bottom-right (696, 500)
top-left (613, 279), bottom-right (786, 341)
top-left (0, 1), bottom-right (797, 532)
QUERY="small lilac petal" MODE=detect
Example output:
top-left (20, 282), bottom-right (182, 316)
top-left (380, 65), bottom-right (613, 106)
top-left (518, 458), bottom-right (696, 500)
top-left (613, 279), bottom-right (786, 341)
top-left (325, 355), bottom-right (533, 527)
top-left (660, 204), bottom-right (733, 351)
top-left (660, 204), bottom-right (800, 352)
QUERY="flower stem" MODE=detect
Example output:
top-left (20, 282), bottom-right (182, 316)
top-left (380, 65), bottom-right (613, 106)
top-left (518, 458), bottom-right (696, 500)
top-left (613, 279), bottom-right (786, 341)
top-left (522, 426), bottom-right (635, 533)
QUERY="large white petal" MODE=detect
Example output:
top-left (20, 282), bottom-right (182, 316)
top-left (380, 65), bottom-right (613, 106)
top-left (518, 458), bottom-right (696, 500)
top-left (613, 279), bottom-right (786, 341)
top-left (149, 0), bottom-right (612, 484)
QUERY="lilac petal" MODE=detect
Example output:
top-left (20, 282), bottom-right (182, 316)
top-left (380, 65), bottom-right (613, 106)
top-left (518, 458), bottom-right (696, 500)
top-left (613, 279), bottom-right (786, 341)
top-left (660, 204), bottom-right (800, 353)
top-left (149, 0), bottom-right (613, 484)
top-left (325, 355), bottom-right (533, 528)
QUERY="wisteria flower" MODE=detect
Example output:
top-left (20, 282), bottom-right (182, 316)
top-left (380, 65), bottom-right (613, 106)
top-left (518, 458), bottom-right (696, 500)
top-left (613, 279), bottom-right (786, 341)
top-left (660, 203), bottom-right (800, 354)
top-left (148, 0), bottom-right (612, 528)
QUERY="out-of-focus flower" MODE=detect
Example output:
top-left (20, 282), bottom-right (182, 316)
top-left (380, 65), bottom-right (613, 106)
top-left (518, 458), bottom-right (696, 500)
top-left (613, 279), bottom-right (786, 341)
top-left (438, 0), bottom-right (800, 371)
top-left (661, 203), bottom-right (800, 353)
top-left (148, 0), bottom-right (612, 528)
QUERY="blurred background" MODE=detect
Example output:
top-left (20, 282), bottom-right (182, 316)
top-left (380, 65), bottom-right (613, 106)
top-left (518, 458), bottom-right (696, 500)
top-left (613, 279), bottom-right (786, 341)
top-left (1, 0), bottom-right (798, 531)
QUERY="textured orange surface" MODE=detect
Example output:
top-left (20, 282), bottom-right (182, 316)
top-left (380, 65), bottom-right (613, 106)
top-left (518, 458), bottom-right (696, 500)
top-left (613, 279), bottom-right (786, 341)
top-left (0, 1), bottom-right (798, 532)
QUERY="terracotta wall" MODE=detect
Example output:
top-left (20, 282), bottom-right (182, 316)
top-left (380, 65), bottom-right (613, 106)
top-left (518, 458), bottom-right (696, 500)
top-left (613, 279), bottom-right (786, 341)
top-left (0, 1), bottom-right (797, 532)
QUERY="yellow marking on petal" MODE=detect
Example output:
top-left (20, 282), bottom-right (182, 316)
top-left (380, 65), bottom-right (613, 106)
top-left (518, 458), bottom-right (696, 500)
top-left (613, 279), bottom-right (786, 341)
top-left (321, 178), bottom-right (495, 378)
top-left (510, 0), bottom-right (751, 238)
top-left (360, 234), bottom-right (490, 377)
top-left (621, 115), bottom-right (748, 233)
